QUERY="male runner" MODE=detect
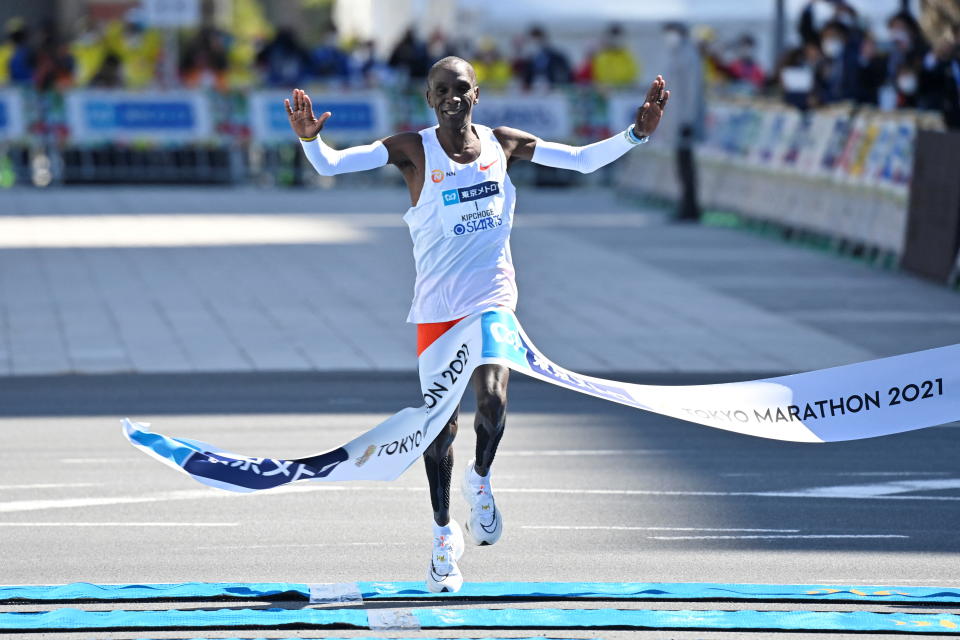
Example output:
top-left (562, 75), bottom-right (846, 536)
top-left (286, 57), bottom-right (669, 592)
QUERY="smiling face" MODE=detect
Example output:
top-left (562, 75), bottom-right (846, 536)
top-left (425, 58), bottom-right (479, 128)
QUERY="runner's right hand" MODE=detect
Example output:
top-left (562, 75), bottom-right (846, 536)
top-left (284, 88), bottom-right (331, 140)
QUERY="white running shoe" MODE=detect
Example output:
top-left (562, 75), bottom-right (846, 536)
top-left (461, 459), bottom-right (502, 546)
top-left (426, 519), bottom-right (464, 593)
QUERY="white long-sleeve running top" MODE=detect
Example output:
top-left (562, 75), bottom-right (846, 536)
top-left (298, 126), bottom-right (643, 177)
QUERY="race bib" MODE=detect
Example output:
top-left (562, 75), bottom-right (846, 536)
top-left (439, 180), bottom-right (507, 238)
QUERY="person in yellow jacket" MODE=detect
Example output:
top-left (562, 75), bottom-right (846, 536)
top-left (71, 19), bottom-right (108, 87)
top-left (471, 37), bottom-right (512, 90)
top-left (119, 25), bottom-right (162, 89)
top-left (592, 24), bottom-right (639, 89)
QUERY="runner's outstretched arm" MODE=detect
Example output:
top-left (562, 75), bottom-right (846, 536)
top-left (285, 88), bottom-right (390, 175)
top-left (495, 75), bottom-right (670, 174)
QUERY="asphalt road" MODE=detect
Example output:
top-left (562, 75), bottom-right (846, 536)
top-left (2, 371), bottom-right (959, 590)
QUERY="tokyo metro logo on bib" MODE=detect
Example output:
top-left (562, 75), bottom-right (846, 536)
top-left (441, 181), bottom-right (500, 206)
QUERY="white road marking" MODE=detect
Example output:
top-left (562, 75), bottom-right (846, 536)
top-left (721, 471), bottom-right (951, 477)
top-left (648, 535), bottom-right (910, 540)
top-left (0, 522), bottom-right (237, 527)
top-left (3, 478), bottom-right (960, 514)
top-left (757, 478), bottom-right (960, 499)
top-left (522, 526), bottom-right (800, 532)
top-left (0, 490), bottom-right (232, 513)
top-left (195, 541), bottom-right (407, 550)
top-left (0, 214), bottom-right (368, 248)
top-left (495, 488), bottom-right (960, 501)
top-left (0, 483), bottom-right (101, 490)
top-left (60, 458), bottom-right (140, 464)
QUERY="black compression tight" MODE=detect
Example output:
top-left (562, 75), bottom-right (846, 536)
top-left (423, 364), bottom-right (509, 526)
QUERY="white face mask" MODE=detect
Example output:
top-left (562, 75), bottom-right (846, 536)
top-left (664, 31), bottom-right (682, 48)
top-left (889, 28), bottom-right (911, 47)
top-left (897, 73), bottom-right (918, 94)
top-left (781, 66), bottom-right (814, 92)
top-left (822, 38), bottom-right (844, 58)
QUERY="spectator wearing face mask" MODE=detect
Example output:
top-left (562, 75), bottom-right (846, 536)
top-left (893, 60), bottom-right (924, 108)
top-left (886, 11), bottom-right (930, 86)
top-left (777, 45), bottom-right (820, 110)
top-left (6, 18), bottom-right (34, 86)
top-left (523, 25), bottom-right (572, 89)
top-left (472, 38), bottom-right (512, 90)
top-left (591, 23), bottom-right (639, 89)
top-left (726, 34), bottom-right (765, 92)
top-left (257, 27), bottom-right (313, 87)
top-left (817, 20), bottom-right (862, 103)
top-left (311, 26), bottom-right (350, 84)
top-left (798, 0), bottom-right (859, 46)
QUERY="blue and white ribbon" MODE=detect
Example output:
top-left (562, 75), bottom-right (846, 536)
top-left (124, 308), bottom-right (960, 492)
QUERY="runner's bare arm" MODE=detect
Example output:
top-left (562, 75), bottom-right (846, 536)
top-left (495, 75), bottom-right (670, 174)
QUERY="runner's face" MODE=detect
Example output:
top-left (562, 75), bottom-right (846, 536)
top-left (427, 65), bottom-right (478, 127)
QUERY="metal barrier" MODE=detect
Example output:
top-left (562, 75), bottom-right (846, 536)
top-left (616, 99), bottom-right (946, 262)
top-left (0, 86), bottom-right (950, 264)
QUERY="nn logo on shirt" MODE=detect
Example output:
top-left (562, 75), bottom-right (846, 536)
top-left (441, 181), bottom-right (500, 206)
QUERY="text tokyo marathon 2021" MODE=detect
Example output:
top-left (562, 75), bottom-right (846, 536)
top-left (683, 378), bottom-right (945, 425)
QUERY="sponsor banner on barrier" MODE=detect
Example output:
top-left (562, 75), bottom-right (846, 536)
top-left (65, 90), bottom-right (212, 143)
top-left (0, 89), bottom-right (26, 141)
top-left (125, 308), bottom-right (959, 492)
top-left (249, 90), bottom-right (389, 144)
top-left (472, 92), bottom-right (571, 140)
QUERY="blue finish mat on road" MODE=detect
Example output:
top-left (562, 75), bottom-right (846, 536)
top-left (3, 581), bottom-right (960, 604)
top-left (1, 607), bottom-right (959, 633)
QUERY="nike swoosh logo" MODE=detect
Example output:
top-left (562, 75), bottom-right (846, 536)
top-left (430, 560), bottom-right (451, 580)
top-left (479, 159), bottom-right (499, 171)
top-left (479, 505), bottom-right (499, 534)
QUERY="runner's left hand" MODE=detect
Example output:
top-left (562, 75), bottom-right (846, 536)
top-left (634, 75), bottom-right (670, 138)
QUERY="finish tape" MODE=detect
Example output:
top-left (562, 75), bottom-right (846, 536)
top-left (123, 309), bottom-right (960, 492)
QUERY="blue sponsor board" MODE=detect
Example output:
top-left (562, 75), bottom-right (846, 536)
top-left (66, 91), bottom-right (211, 142)
top-left (0, 103), bottom-right (6, 128)
top-left (84, 101), bottom-right (195, 130)
top-left (442, 180), bottom-right (500, 206)
top-left (269, 101), bottom-right (374, 132)
top-left (481, 310), bottom-right (529, 368)
top-left (251, 90), bottom-right (387, 143)
top-left (473, 94), bottom-right (571, 139)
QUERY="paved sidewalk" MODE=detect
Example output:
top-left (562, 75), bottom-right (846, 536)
top-left (0, 186), bottom-right (956, 376)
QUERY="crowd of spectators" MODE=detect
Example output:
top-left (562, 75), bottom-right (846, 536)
top-left (772, 0), bottom-right (959, 127)
top-left (1, 2), bottom-right (957, 128)
top-left (0, 12), bottom-right (643, 93)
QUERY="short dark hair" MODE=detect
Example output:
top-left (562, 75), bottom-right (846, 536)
top-left (427, 56), bottom-right (477, 85)
top-left (821, 20), bottom-right (850, 37)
